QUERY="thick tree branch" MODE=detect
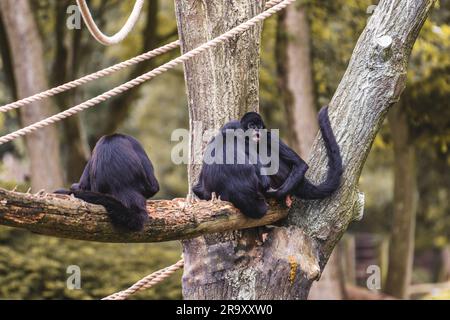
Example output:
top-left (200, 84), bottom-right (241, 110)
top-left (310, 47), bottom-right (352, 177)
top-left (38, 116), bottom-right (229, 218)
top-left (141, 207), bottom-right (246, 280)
top-left (0, 188), bottom-right (287, 243)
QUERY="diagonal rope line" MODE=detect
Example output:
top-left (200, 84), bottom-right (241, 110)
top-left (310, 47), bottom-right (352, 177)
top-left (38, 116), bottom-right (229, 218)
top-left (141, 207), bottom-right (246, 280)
top-left (0, 0), bottom-right (295, 146)
top-left (0, 40), bottom-right (180, 113)
top-left (0, 0), bottom-right (281, 114)
top-left (101, 259), bottom-right (184, 300)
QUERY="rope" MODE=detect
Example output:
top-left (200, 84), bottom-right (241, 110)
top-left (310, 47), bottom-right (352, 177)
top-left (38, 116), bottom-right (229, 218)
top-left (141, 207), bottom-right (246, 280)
top-left (102, 259), bottom-right (184, 300)
top-left (0, 41), bottom-right (180, 113)
top-left (0, 0), bottom-right (281, 114)
top-left (0, 0), bottom-right (295, 146)
top-left (77, 0), bottom-right (145, 46)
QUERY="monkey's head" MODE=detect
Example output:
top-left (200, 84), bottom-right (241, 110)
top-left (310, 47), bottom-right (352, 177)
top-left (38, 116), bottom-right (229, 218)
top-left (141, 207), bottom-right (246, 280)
top-left (240, 112), bottom-right (265, 143)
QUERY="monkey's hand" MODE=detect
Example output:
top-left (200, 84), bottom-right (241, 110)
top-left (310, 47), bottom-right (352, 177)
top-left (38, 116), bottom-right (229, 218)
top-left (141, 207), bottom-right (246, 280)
top-left (285, 195), bottom-right (293, 208)
top-left (70, 183), bottom-right (81, 191)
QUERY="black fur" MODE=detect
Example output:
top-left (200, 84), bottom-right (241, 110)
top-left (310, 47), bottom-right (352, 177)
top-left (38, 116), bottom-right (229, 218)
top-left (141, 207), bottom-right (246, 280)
top-left (294, 107), bottom-right (343, 199)
top-left (193, 106), bottom-right (343, 217)
top-left (265, 106), bottom-right (343, 200)
top-left (55, 134), bottom-right (159, 231)
top-left (193, 120), bottom-right (269, 219)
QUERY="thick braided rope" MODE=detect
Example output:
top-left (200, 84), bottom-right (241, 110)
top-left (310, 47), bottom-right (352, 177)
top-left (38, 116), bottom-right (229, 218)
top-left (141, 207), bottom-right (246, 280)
top-left (0, 40), bottom-right (180, 113)
top-left (77, 0), bottom-right (145, 46)
top-left (0, 0), bottom-right (295, 146)
top-left (102, 259), bottom-right (185, 300)
top-left (0, 1), bottom-right (281, 114)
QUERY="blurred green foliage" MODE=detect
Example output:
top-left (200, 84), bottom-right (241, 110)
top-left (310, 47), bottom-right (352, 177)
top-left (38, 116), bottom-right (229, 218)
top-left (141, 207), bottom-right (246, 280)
top-left (0, 226), bottom-right (182, 299)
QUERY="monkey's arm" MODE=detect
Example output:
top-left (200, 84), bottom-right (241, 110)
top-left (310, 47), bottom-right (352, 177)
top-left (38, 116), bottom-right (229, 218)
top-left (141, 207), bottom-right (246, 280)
top-left (267, 136), bottom-right (309, 198)
top-left (255, 164), bottom-right (271, 191)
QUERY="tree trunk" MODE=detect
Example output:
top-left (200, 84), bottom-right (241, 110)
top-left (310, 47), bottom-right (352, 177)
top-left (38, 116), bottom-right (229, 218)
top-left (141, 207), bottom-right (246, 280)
top-left (0, 14), bottom-right (16, 101)
top-left (175, 0), bottom-right (434, 300)
top-left (52, 0), bottom-right (89, 183)
top-left (385, 104), bottom-right (418, 298)
top-left (0, 0), bottom-right (64, 191)
top-left (276, 3), bottom-right (318, 158)
top-left (175, 0), bottom-right (263, 190)
top-left (437, 246), bottom-right (450, 282)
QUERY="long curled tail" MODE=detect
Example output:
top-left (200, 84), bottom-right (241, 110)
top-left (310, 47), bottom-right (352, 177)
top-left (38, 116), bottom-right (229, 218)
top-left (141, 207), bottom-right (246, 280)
top-left (296, 106), bottom-right (343, 199)
top-left (53, 189), bottom-right (148, 231)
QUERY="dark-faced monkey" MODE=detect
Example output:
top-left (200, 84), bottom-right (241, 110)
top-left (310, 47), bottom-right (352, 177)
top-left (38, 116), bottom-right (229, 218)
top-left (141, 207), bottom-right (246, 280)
top-left (193, 106), bottom-right (342, 218)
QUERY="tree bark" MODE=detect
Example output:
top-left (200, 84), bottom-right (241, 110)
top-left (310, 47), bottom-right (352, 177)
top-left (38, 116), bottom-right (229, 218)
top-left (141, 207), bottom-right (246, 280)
top-left (384, 103), bottom-right (418, 298)
top-left (276, 3), bottom-right (318, 157)
top-left (175, 0), bottom-right (263, 189)
top-left (0, 0), bottom-right (64, 191)
top-left (176, 0), bottom-right (434, 299)
top-left (0, 188), bottom-right (286, 243)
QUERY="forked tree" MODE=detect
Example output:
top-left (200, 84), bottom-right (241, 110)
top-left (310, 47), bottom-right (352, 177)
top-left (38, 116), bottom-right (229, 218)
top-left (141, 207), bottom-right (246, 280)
top-left (174, 0), bottom-right (435, 299)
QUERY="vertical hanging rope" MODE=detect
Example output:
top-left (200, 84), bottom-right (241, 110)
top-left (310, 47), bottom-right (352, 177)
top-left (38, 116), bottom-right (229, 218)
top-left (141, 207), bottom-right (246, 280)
top-left (77, 0), bottom-right (145, 46)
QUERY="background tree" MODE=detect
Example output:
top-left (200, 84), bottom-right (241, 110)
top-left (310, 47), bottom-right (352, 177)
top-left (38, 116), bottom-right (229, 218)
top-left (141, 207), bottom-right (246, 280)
top-left (0, 0), bottom-right (63, 190)
top-left (385, 12), bottom-right (450, 297)
top-left (385, 103), bottom-right (418, 298)
top-left (276, 0), bottom-right (318, 157)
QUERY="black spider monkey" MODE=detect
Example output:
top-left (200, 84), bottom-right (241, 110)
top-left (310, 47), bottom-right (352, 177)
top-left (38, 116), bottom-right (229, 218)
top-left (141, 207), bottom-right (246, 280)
top-left (193, 120), bottom-right (270, 218)
top-left (193, 106), bottom-right (342, 218)
top-left (55, 134), bottom-right (159, 231)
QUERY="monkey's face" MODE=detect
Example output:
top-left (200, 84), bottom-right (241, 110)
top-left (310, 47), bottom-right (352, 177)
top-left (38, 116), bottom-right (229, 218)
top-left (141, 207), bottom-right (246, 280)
top-left (247, 121), bottom-right (264, 142)
top-left (240, 112), bottom-right (266, 143)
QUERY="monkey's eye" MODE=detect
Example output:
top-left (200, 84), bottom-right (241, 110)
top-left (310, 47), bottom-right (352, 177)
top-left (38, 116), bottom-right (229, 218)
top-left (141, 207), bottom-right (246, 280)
top-left (248, 122), bottom-right (256, 129)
